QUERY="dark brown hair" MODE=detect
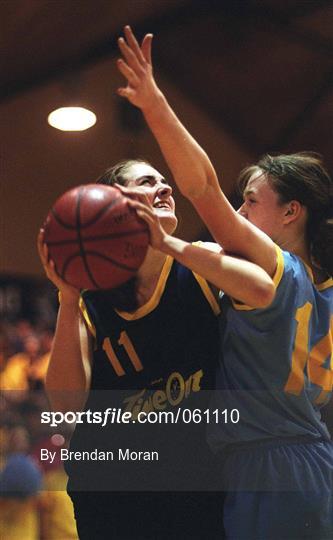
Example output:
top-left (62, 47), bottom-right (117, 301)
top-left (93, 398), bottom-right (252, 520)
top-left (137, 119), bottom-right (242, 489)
top-left (238, 152), bottom-right (333, 275)
top-left (96, 159), bottom-right (151, 187)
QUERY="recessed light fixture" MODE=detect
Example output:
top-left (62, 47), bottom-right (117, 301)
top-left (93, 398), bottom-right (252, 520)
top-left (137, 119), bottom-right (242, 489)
top-left (47, 106), bottom-right (97, 131)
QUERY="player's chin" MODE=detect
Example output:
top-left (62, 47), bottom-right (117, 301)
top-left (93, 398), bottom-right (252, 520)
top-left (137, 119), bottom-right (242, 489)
top-left (159, 212), bottom-right (178, 233)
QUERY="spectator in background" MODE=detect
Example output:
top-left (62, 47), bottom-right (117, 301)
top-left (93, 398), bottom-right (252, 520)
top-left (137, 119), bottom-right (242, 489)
top-left (11, 319), bottom-right (34, 354)
top-left (0, 454), bottom-right (43, 540)
top-left (1, 333), bottom-right (49, 394)
top-left (0, 422), bottom-right (43, 540)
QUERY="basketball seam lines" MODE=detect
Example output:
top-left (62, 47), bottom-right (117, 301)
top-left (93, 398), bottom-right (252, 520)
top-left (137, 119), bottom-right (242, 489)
top-left (61, 251), bottom-right (138, 274)
top-left (51, 194), bottom-right (123, 230)
top-left (75, 187), bottom-right (100, 289)
top-left (46, 228), bottom-right (148, 246)
top-left (82, 251), bottom-right (138, 272)
top-left (79, 194), bottom-right (123, 228)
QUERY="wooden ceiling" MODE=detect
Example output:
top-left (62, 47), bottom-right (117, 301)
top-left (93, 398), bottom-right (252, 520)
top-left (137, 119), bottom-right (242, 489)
top-left (1, 0), bottom-right (333, 275)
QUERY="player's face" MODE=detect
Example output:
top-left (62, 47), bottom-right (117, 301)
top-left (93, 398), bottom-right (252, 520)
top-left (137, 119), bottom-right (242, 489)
top-left (123, 163), bottom-right (178, 233)
top-left (238, 170), bottom-right (286, 240)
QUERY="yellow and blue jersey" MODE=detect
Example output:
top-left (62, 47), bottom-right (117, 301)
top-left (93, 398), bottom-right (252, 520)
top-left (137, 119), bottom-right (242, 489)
top-left (211, 245), bottom-right (333, 449)
top-left (80, 254), bottom-right (219, 396)
top-left (66, 255), bottom-right (220, 490)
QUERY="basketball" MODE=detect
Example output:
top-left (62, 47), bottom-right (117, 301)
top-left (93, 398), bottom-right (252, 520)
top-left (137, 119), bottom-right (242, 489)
top-left (43, 184), bottom-right (149, 290)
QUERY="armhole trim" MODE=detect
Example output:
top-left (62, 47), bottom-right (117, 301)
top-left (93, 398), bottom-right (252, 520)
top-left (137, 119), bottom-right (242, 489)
top-left (272, 245), bottom-right (284, 289)
top-left (191, 240), bottom-right (220, 315)
top-left (192, 272), bottom-right (220, 315)
top-left (316, 278), bottom-right (333, 291)
top-left (296, 257), bottom-right (332, 291)
top-left (231, 243), bottom-right (284, 311)
top-left (79, 296), bottom-right (96, 338)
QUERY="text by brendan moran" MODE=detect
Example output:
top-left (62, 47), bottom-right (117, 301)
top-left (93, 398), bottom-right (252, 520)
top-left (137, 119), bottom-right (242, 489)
top-left (40, 448), bottom-right (159, 464)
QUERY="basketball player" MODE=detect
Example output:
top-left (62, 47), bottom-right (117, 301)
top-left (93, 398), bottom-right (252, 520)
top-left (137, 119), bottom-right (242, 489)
top-left (116, 25), bottom-right (333, 539)
top-left (38, 158), bottom-right (274, 539)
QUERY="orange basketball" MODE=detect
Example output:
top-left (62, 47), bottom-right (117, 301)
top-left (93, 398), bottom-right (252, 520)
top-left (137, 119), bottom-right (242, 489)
top-left (43, 184), bottom-right (149, 289)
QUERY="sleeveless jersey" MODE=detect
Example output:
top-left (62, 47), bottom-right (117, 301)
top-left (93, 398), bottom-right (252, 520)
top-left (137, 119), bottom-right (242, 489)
top-left (66, 255), bottom-right (220, 489)
top-left (210, 245), bottom-right (333, 450)
top-left (81, 255), bottom-right (219, 395)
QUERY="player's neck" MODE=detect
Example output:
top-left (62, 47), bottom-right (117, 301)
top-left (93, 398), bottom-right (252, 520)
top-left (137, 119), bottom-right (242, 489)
top-left (279, 229), bottom-right (308, 261)
top-left (138, 247), bottom-right (168, 279)
top-left (280, 233), bottom-right (328, 283)
top-left (135, 248), bottom-right (168, 305)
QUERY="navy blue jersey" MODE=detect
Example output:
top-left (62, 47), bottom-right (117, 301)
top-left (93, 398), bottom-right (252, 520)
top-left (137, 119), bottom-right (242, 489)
top-left (81, 255), bottom-right (219, 400)
top-left (66, 255), bottom-right (220, 490)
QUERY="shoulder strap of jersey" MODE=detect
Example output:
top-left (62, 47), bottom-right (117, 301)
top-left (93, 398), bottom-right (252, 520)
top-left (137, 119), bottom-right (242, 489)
top-left (175, 260), bottom-right (220, 315)
top-left (79, 290), bottom-right (112, 339)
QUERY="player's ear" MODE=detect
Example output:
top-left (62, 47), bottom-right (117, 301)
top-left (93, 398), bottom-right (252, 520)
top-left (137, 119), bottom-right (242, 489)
top-left (283, 200), bottom-right (303, 224)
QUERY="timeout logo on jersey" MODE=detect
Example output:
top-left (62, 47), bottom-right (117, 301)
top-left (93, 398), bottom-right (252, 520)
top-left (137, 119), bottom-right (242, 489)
top-left (122, 369), bottom-right (204, 418)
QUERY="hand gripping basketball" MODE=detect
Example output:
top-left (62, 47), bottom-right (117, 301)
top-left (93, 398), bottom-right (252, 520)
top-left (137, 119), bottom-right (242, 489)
top-left (43, 184), bottom-right (149, 290)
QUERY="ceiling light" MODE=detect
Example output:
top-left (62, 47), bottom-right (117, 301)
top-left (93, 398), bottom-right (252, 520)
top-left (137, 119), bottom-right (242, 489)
top-left (47, 107), bottom-right (96, 131)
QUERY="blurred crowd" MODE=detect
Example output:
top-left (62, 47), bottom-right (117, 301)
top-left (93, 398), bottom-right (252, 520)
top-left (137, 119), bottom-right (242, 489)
top-left (0, 318), bottom-right (78, 539)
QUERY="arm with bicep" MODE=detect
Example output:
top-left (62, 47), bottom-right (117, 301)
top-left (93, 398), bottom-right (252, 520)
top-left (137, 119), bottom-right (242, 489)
top-left (161, 238), bottom-right (275, 308)
top-left (116, 25), bottom-right (216, 201)
top-left (116, 26), bottom-right (277, 277)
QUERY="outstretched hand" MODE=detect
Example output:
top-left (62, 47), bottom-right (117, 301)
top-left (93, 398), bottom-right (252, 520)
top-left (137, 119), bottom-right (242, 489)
top-left (117, 25), bottom-right (161, 110)
top-left (37, 229), bottom-right (80, 304)
top-left (115, 184), bottom-right (168, 251)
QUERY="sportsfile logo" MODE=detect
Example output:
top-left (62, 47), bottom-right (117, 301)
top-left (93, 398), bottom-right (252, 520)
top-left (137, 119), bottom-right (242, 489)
top-left (122, 369), bottom-right (203, 418)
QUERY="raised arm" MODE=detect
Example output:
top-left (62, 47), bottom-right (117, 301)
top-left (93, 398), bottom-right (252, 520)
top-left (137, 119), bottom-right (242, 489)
top-left (117, 26), bottom-right (277, 277)
top-left (37, 230), bottom-right (92, 412)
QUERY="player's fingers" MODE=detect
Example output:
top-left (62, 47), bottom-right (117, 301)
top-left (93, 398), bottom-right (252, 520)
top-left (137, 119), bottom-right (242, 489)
top-left (42, 240), bottom-right (49, 262)
top-left (123, 186), bottom-right (149, 202)
top-left (37, 234), bottom-right (59, 282)
top-left (45, 258), bottom-right (61, 282)
top-left (124, 26), bottom-right (146, 65)
top-left (141, 34), bottom-right (153, 65)
top-left (141, 191), bottom-right (153, 209)
top-left (114, 183), bottom-right (128, 193)
top-left (117, 59), bottom-right (140, 86)
top-left (118, 38), bottom-right (143, 74)
top-left (135, 209), bottom-right (156, 232)
top-left (117, 87), bottom-right (137, 102)
top-left (135, 208), bottom-right (150, 222)
top-left (114, 183), bottom-right (138, 197)
top-left (114, 183), bottom-right (147, 200)
top-left (37, 229), bottom-right (43, 254)
top-left (128, 200), bottom-right (156, 223)
top-left (126, 191), bottom-right (153, 210)
top-left (37, 244), bottom-right (46, 266)
top-left (48, 259), bottom-right (57, 274)
top-left (37, 229), bottom-right (47, 263)
top-left (127, 198), bottom-right (149, 212)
